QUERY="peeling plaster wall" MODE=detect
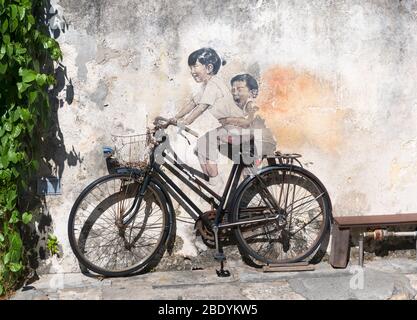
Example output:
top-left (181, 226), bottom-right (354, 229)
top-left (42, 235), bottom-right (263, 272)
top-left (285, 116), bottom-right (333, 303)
top-left (39, 0), bottom-right (417, 272)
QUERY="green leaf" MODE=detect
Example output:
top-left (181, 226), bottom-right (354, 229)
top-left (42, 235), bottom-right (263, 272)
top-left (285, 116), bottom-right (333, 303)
top-left (9, 231), bottom-right (22, 254)
top-left (19, 108), bottom-right (31, 121)
top-left (19, 68), bottom-right (37, 83)
top-left (0, 232), bottom-right (4, 242)
top-left (35, 73), bottom-right (47, 86)
top-left (10, 18), bottom-right (18, 32)
top-left (6, 43), bottom-right (13, 57)
top-left (1, 155), bottom-right (9, 169)
top-left (1, 18), bottom-right (8, 33)
top-left (9, 151), bottom-right (21, 163)
top-left (2, 34), bottom-right (10, 44)
top-left (8, 211), bottom-right (19, 224)
top-left (9, 263), bottom-right (22, 273)
top-left (22, 212), bottom-right (32, 224)
top-left (0, 62), bottom-right (7, 74)
top-left (0, 44), bottom-right (5, 59)
top-left (4, 122), bottom-right (12, 131)
top-left (28, 91), bottom-right (38, 104)
top-left (3, 252), bottom-right (10, 265)
top-left (11, 125), bottom-right (22, 138)
top-left (17, 82), bottom-right (30, 93)
top-left (10, 5), bottom-right (17, 20)
top-left (0, 284), bottom-right (3, 296)
top-left (18, 6), bottom-right (26, 21)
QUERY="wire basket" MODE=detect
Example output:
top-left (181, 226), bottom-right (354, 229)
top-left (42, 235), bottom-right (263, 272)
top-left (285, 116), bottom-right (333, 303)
top-left (110, 133), bottom-right (151, 169)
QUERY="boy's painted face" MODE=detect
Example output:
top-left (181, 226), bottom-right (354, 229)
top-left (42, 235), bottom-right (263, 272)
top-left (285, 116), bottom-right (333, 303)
top-left (231, 80), bottom-right (252, 107)
top-left (189, 61), bottom-right (212, 83)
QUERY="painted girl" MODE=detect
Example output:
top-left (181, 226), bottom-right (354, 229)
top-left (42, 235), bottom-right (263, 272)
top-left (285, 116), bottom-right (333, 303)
top-left (170, 47), bottom-right (247, 181)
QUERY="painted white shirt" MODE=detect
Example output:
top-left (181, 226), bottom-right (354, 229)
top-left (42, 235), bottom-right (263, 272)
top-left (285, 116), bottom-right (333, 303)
top-left (194, 75), bottom-right (245, 120)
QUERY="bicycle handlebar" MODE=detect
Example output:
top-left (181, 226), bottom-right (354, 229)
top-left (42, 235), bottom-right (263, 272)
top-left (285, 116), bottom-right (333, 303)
top-left (153, 116), bottom-right (199, 138)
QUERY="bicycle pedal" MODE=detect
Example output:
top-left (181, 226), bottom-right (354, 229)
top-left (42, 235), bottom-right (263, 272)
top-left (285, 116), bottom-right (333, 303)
top-left (216, 268), bottom-right (231, 277)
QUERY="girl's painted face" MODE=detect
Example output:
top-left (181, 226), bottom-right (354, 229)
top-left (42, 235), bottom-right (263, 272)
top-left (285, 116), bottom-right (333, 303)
top-left (190, 61), bottom-right (212, 83)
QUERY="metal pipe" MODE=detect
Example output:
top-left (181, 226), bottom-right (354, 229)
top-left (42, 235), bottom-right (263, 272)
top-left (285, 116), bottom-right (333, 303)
top-left (361, 229), bottom-right (417, 263)
top-left (363, 230), bottom-right (417, 240)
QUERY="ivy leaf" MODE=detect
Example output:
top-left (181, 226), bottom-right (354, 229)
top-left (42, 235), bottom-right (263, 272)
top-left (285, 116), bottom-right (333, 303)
top-left (1, 18), bottom-right (8, 33)
top-left (19, 68), bottom-right (37, 83)
top-left (11, 125), bottom-right (22, 138)
top-left (8, 149), bottom-right (19, 164)
top-left (1, 154), bottom-right (9, 169)
top-left (3, 252), bottom-right (10, 265)
top-left (0, 62), bottom-right (7, 74)
top-left (28, 91), bottom-right (38, 104)
top-left (9, 263), bottom-right (22, 273)
top-left (7, 207), bottom-right (18, 220)
top-left (22, 212), bottom-right (32, 224)
top-left (0, 44), bottom-right (5, 59)
top-left (4, 122), bottom-right (12, 132)
top-left (17, 82), bottom-right (30, 93)
top-left (35, 73), bottom-right (47, 86)
top-left (6, 43), bottom-right (13, 57)
top-left (19, 108), bottom-right (31, 121)
top-left (2, 34), bottom-right (10, 44)
top-left (10, 5), bottom-right (18, 20)
top-left (8, 231), bottom-right (22, 256)
top-left (18, 6), bottom-right (26, 21)
top-left (10, 18), bottom-right (18, 33)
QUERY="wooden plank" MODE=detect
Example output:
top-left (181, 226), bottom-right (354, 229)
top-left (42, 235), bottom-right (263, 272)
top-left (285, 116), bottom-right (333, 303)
top-left (329, 225), bottom-right (351, 269)
top-left (334, 213), bottom-right (417, 228)
top-left (263, 264), bottom-right (315, 273)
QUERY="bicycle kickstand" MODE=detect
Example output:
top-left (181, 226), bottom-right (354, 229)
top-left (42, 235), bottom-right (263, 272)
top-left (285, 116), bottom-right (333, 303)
top-left (213, 225), bottom-right (231, 278)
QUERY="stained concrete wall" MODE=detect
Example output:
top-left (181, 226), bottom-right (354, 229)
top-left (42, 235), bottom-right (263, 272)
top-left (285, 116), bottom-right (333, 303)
top-left (37, 0), bottom-right (417, 273)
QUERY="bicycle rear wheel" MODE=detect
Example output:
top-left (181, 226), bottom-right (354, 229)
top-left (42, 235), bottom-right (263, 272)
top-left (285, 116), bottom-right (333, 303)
top-left (232, 166), bottom-right (331, 265)
top-left (68, 173), bottom-right (169, 276)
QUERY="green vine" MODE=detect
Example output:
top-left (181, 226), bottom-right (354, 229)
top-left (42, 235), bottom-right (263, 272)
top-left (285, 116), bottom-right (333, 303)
top-left (0, 0), bottom-right (62, 296)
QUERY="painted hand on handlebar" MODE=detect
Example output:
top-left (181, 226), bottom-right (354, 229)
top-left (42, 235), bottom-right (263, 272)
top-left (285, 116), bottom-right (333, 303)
top-left (153, 116), bottom-right (199, 137)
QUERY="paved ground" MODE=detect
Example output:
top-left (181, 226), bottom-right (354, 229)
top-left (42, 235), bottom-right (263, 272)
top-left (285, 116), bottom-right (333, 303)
top-left (10, 257), bottom-right (417, 300)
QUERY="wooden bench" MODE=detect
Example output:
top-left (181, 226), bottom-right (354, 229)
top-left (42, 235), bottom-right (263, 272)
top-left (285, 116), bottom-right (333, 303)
top-left (329, 213), bottom-right (417, 268)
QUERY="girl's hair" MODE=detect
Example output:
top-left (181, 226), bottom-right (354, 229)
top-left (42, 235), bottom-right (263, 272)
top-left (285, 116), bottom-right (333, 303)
top-left (188, 47), bottom-right (226, 75)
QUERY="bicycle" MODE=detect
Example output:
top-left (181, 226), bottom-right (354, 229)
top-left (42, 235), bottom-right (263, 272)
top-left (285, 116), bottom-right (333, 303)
top-left (68, 116), bottom-right (333, 277)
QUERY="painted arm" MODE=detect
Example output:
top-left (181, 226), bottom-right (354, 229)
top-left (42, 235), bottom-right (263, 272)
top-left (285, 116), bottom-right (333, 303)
top-left (219, 117), bottom-right (252, 128)
top-left (219, 101), bottom-right (259, 128)
top-left (174, 98), bottom-right (197, 120)
top-left (182, 103), bottom-right (210, 125)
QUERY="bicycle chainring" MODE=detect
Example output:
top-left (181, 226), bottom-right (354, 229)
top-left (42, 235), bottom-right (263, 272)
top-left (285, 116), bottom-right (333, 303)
top-left (195, 210), bottom-right (229, 248)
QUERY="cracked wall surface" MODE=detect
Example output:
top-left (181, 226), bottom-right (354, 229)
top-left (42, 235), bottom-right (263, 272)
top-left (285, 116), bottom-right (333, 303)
top-left (38, 0), bottom-right (417, 272)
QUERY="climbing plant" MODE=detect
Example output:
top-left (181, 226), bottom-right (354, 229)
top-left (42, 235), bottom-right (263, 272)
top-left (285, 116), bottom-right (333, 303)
top-left (0, 0), bottom-right (62, 296)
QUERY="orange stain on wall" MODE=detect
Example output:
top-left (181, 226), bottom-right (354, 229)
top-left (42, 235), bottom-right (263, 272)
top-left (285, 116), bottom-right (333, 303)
top-left (257, 67), bottom-right (348, 153)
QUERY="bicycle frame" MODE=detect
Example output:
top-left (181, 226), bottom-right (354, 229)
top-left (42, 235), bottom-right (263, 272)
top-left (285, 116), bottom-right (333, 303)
top-left (120, 129), bottom-right (282, 232)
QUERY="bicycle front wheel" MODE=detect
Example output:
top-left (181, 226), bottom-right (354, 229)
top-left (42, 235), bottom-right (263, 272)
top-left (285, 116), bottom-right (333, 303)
top-left (68, 173), bottom-right (169, 276)
top-left (232, 166), bottom-right (331, 266)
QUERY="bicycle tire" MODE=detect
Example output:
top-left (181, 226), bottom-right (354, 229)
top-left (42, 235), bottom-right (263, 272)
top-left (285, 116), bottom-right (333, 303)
top-left (68, 173), bottom-right (170, 277)
top-left (232, 165), bottom-right (331, 266)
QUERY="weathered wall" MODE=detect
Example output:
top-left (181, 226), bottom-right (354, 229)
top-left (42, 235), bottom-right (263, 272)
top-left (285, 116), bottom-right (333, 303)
top-left (37, 0), bottom-right (417, 273)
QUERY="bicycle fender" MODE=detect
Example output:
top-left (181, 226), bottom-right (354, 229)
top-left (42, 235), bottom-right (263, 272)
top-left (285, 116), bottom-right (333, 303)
top-left (228, 165), bottom-right (333, 223)
top-left (149, 177), bottom-right (177, 255)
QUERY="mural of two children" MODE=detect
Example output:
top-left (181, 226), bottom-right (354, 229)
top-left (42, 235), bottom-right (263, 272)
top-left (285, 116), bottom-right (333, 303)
top-left (167, 47), bottom-right (276, 184)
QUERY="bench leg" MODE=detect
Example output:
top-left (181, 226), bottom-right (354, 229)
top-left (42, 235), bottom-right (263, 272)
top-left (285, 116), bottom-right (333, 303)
top-left (359, 234), bottom-right (364, 267)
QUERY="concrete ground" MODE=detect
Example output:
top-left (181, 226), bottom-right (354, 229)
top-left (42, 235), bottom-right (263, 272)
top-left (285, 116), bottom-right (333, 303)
top-left (10, 257), bottom-right (417, 300)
